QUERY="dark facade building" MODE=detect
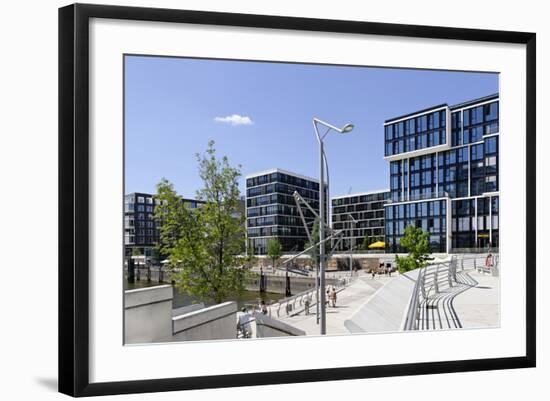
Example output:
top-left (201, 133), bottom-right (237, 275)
top-left (383, 94), bottom-right (499, 253)
top-left (124, 192), bottom-right (204, 258)
top-left (246, 168), bottom-right (321, 255)
top-left (331, 190), bottom-right (390, 251)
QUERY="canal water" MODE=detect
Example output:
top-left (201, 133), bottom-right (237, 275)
top-left (125, 280), bottom-right (282, 310)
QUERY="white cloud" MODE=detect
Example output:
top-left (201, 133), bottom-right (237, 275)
top-left (214, 114), bottom-right (254, 126)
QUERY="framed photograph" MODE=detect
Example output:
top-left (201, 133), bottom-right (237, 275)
top-left (58, 3), bottom-right (536, 397)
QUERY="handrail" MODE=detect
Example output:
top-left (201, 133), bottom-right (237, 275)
top-left (268, 275), bottom-right (353, 318)
top-left (403, 253), bottom-right (497, 331)
top-left (403, 267), bottom-right (425, 330)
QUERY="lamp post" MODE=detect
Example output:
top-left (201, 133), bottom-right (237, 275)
top-left (313, 118), bottom-right (354, 335)
top-left (346, 212), bottom-right (358, 276)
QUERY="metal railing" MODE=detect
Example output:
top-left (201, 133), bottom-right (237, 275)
top-left (403, 267), bottom-right (425, 331)
top-left (403, 254), bottom-right (498, 330)
top-left (267, 276), bottom-right (353, 318)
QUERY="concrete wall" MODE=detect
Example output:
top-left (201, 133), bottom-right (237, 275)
top-left (254, 312), bottom-right (306, 337)
top-left (124, 285), bottom-right (173, 344)
top-left (172, 303), bottom-right (205, 317)
top-left (172, 301), bottom-right (238, 342)
top-left (329, 257), bottom-right (381, 272)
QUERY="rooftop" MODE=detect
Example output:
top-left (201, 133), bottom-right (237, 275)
top-left (245, 168), bottom-right (319, 184)
top-left (384, 93), bottom-right (499, 124)
top-left (449, 93), bottom-right (499, 110)
top-left (125, 192), bottom-right (204, 203)
top-left (331, 189), bottom-right (390, 200)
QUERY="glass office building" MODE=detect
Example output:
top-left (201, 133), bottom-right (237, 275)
top-left (384, 94), bottom-right (499, 253)
top-left (331, 190), bottom-right (390, 251)
top-left (124, 192), bottom-right (204, 257)
top-left (246, 168), bottom-right (321, 255)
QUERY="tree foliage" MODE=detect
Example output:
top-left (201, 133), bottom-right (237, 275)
top-left (266, 238), bottom-right (282, 268)
top-left (154, 141), bottom-right (248, 303)
top-left (396, 225), bottom-right (432, 273)
top-left (237, 240), bottom-right (258, 270)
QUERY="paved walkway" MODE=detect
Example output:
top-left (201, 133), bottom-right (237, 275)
top-left (277, 273), bottom-right (396, 335)
top-left (273, 263), bottom-right (499, 335)
top-left (452, 268), bottom-right (500, 329)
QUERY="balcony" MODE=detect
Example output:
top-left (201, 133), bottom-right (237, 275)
top-left (386, 190), bottom-right (449, 204)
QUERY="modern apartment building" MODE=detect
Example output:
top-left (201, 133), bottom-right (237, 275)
top-left (245, 168), bottom-right (322, 255)
top-left (383, 94), bottom-right (499, 253)
top-left (124, 192), bottom-right (204, 258)
top-left (331, 190), bottom-right (390, 251)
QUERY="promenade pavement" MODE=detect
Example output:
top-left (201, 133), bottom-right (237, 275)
top-left (278, 272), bottom-right (396, 335)
top-left (452, 268), bottom-right (500, 329)
top-left (275, 264), bottom-right (500, 336)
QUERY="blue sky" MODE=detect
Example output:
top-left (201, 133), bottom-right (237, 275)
top-left (125, 55), bottom-right (498, 199)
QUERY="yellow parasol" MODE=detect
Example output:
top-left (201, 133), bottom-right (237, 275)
top-left (368, 241), bottom-right (386, 249)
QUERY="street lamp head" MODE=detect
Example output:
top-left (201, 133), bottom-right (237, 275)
top-left (340, 123), bottom-right (354, 133)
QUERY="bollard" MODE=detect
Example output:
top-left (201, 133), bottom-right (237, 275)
top-left (127, 258), bottom-right (135, 284)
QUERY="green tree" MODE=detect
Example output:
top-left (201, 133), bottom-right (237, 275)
top-left (246, 241), bottom-right (258, 268)
top-left (154, 141), bottom-right (248, 303)
top-left (131, 247), bottom-right (141, 257)
top-left (154, 178), bottom-right (193, 257)
top-left (396, 225), bottom-right (432, 273)
top-left (237, 240), bottom-right (258, 270)
top-left (266, 238), bottom-right (282, 268)
top-left (151, 247), bottom-right (162, 264)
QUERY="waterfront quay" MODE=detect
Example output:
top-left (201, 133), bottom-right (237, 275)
top-left (265, 254), bottom-right (499, 336)
top-left (123, 253), bottom-right (499, 343)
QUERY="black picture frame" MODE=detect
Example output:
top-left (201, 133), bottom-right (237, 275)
top-left (59, 3), bottom-right (536, 397)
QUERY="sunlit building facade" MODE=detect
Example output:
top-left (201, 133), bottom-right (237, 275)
top-left (331, 190), bottom-right (390, 251)
top-left (245, 169), bottom-right (321, 255)
top-left (383, 94), bottom-right (499, 253)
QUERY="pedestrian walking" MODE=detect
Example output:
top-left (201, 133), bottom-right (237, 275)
top-left (237, 308), bottom-right (252, 338)
top-left (485, 253), bottom-right (494, 272)
top-left (259, 300), bottom-right (268, 315)
top-left (330, 287), bottom-right (337, 307)
top-left (304, 293), bottom-right (310, 315)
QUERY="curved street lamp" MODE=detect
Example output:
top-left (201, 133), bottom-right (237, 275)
top-left (312, 118), bottom-right (354, 335)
